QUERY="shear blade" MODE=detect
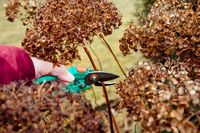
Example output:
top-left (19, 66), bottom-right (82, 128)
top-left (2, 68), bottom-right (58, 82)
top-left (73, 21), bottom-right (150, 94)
top-left (84, 71), bottom-right (119, 85)
top-left (94, 81), bottom-right (116, 86)
top-left (91, 71), bottom-right (119, 81)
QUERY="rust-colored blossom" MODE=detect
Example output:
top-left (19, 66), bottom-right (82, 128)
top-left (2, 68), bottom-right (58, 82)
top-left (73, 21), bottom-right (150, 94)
top-left (116, 60), bottom-right (200, 132)
top-left (5, 0), bottom-right (122, 64)
top-left (120, 0), bottom-right (200, 73)
top-left (0, 82), bottom-right (106, 132)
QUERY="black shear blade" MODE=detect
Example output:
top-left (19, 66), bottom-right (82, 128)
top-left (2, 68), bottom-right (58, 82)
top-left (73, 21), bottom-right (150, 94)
top-left (84, 71), bottom-right (119, 85)
top-left (94, 71), bottom-right (119, 81)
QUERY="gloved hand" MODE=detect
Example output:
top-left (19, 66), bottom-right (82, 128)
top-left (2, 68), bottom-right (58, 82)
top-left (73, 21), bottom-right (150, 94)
top-left (31, 57), bottom-right (74, 85)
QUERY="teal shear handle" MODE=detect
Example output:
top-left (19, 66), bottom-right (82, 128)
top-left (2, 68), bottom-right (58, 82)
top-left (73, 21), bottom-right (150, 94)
top-left (34, 76), bottom-right (58, 84)
top-left (34, 66), bottom-right (92, 93)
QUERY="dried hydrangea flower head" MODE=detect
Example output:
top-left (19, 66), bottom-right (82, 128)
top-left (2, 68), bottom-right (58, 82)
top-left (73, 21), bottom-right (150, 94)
top-left (4, 0), bottom-right (41, 25)
top-left (117, 0), bottom-right (200, 132)
top-left (5, 0), bottom-right (122, 64)
top-left (0, 82), bottom-right (107, 132)
top-left (22, 28), bottom-right (80, 65)
top-left (4, 0), bottom-right (20, 22)
top-left (116, 60), bottom-right (200, 132)
top-left (120, 0), bottom-right (199, 66)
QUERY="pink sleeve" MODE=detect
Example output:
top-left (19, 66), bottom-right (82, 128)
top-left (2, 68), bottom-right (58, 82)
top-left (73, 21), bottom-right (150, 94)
top-left (0, 45), bottom-right (35, 84)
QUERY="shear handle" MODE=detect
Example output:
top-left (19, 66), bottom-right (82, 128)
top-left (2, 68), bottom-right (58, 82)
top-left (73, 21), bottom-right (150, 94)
top-left (34, 75), bottom-right (58, 84)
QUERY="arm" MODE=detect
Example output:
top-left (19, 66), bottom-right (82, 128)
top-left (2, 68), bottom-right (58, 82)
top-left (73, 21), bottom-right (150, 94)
top-left (0, 45), bottom-right (35, 84)
top-left (0, 45), bottom-right (74, 85)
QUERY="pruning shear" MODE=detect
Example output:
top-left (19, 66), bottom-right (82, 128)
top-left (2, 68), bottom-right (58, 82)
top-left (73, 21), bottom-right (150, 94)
top-left (34, 66), bottom-right (119, 93)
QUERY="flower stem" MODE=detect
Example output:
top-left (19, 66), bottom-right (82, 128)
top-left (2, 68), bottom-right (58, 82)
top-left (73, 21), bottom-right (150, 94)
top-left (82, 44), bottom-right (115, 133)
top-left (88, 44), bottom-right (103, 70)
top-left (99, 34), bottom-right (127, 78)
